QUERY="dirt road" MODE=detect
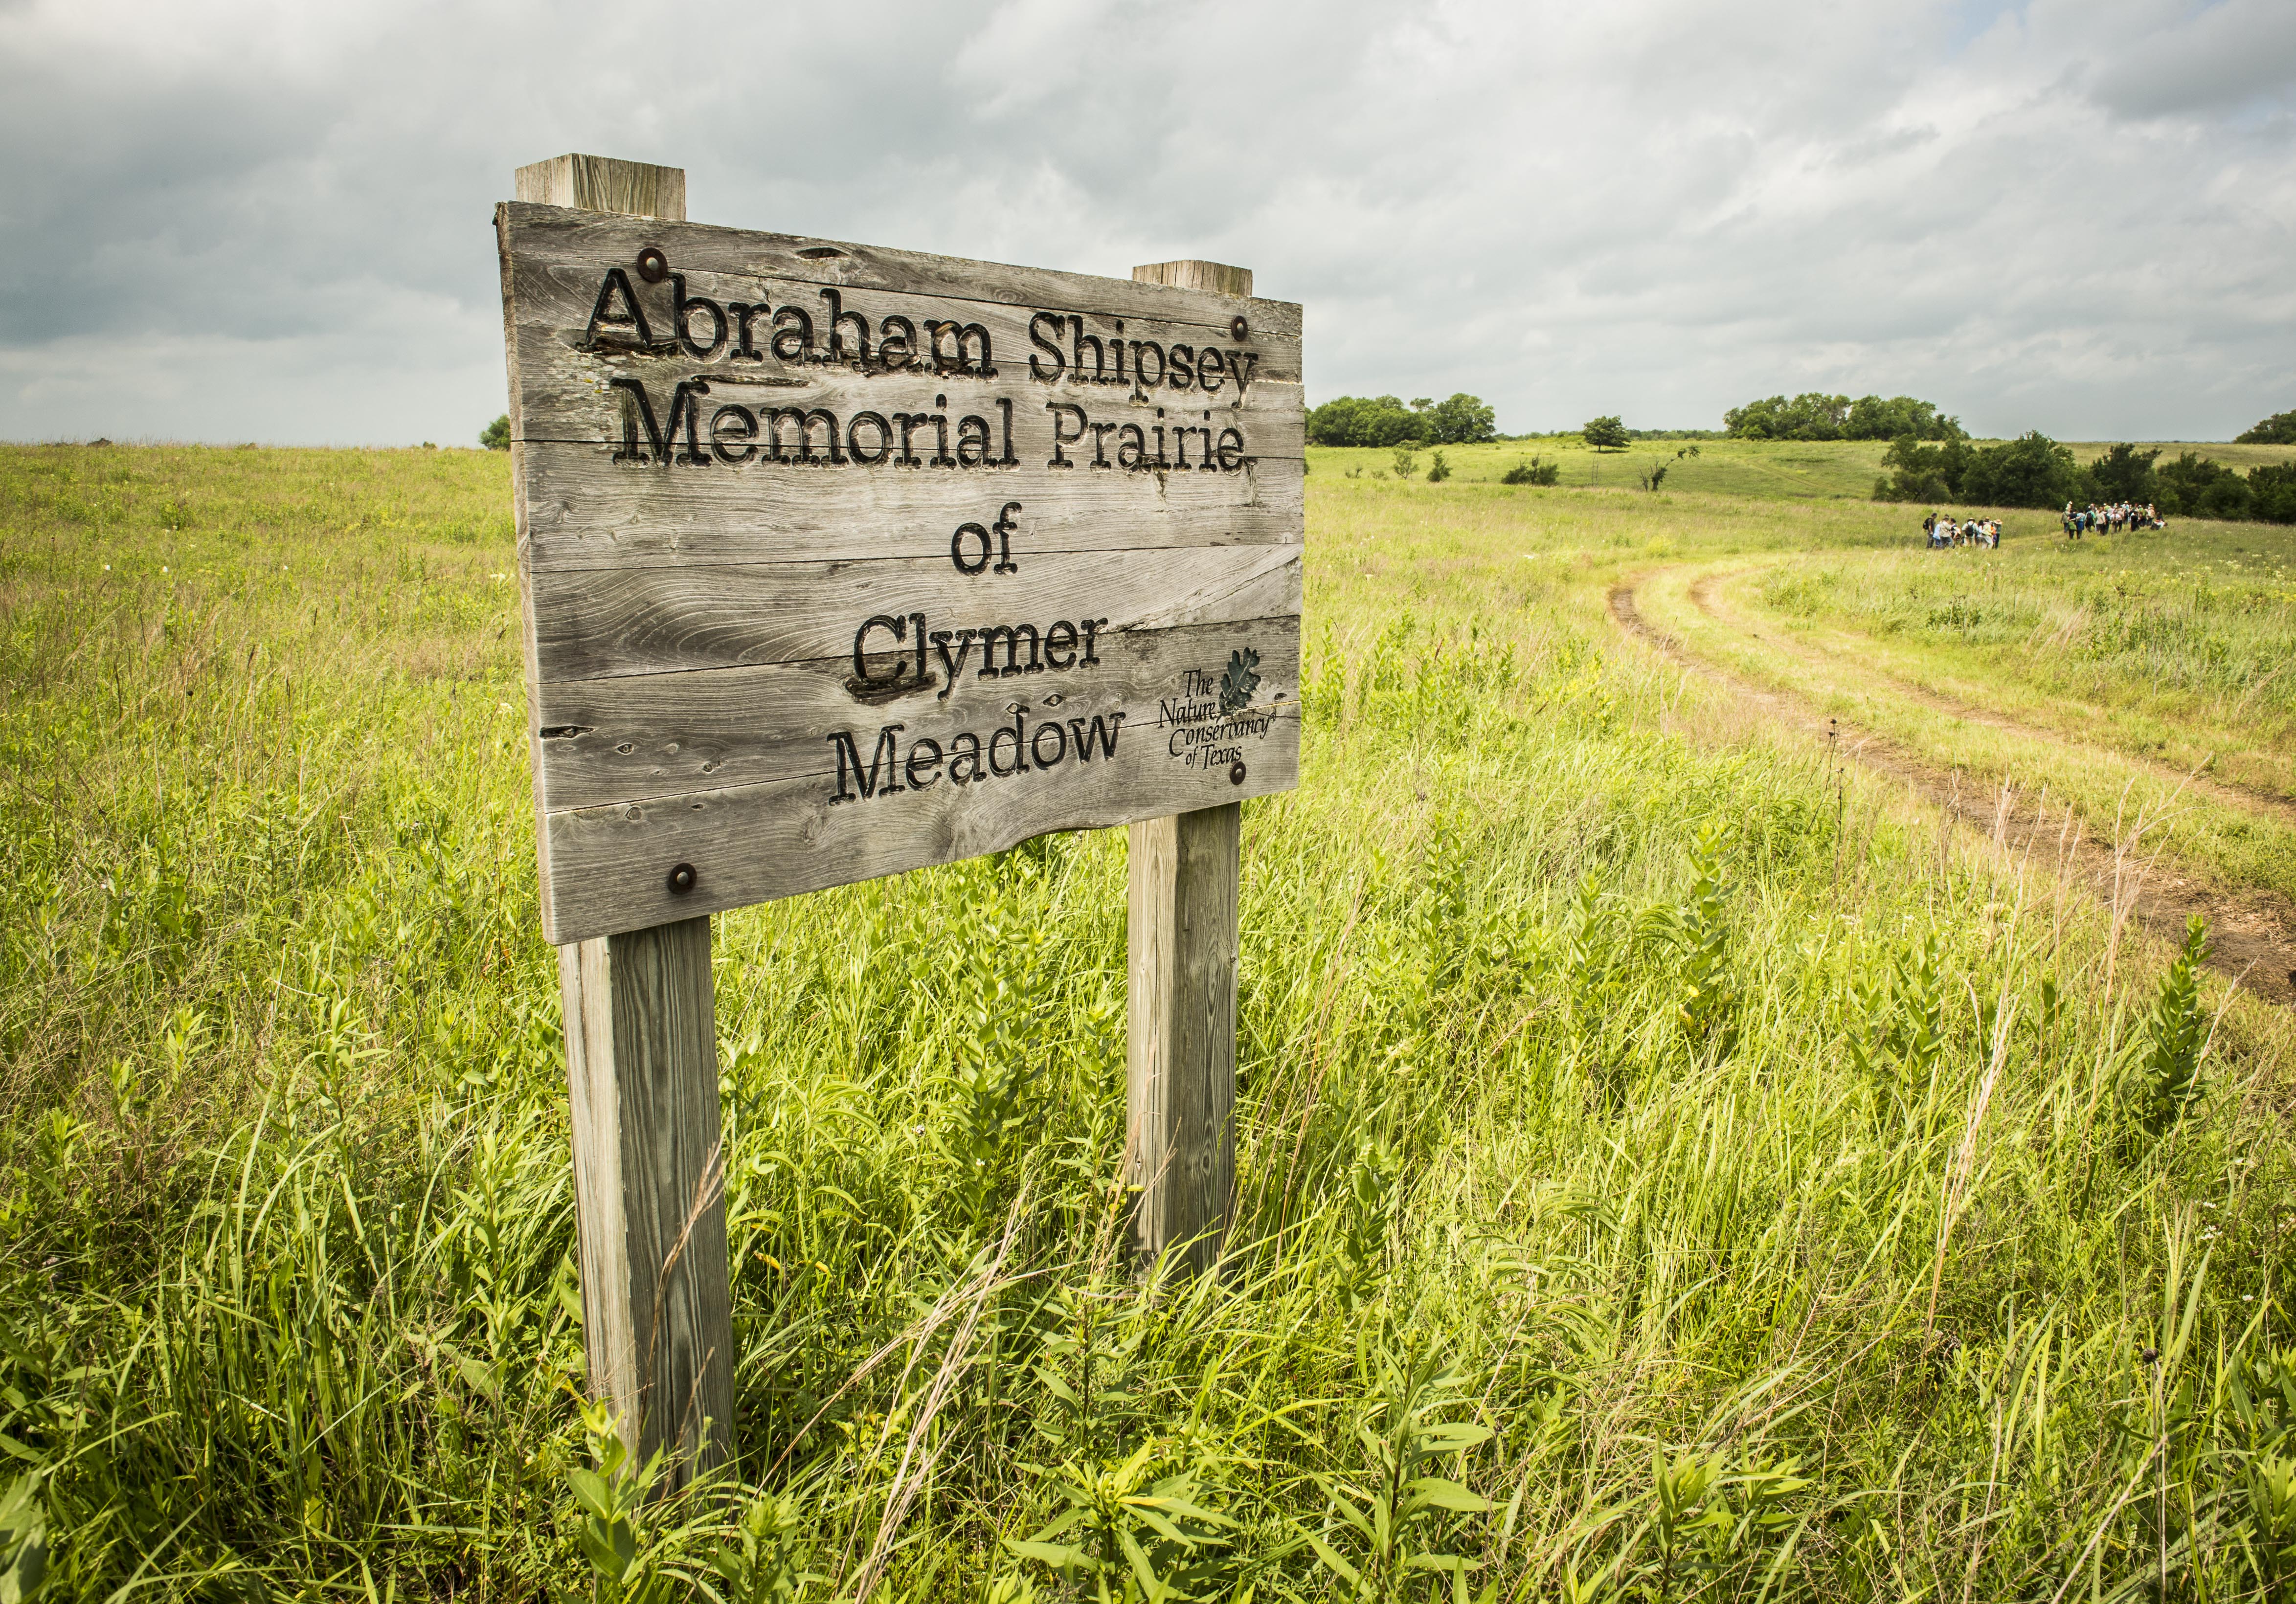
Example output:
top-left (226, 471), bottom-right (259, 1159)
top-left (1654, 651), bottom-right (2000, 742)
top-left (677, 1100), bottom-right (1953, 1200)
top-left (1609, 578), bottom-right (2296, 1008)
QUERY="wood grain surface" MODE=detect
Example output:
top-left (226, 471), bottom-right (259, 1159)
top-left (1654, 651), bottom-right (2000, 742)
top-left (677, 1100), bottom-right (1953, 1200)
top-left (534, 155), bottom-right (733, 1497)
top-left (1126, 803), bottom-right (1239, 1278)
top-left (560, 906), bottom-right (732, 1485)
top-left (1122, 261), bottom-right (1250, 1284)
top-left (540, 693), bottom-right (1298, 943)
top-left (516, 441), bottom-right (1303, 571)
top-left (503, 282), bottom-right (1303, 446)
top-left (535, 615), bottom-right (1299, 812)
top-left (516, 155), bottom-right (685, 220)
top-left (499, 204), bottom-right (1301, 344)
top-left (1133, 260), bottom-right (1254, 298)
top-left (529, 545), bottom-right (1299, 682)
top-left (500, 197), bottom-right (1304, 939)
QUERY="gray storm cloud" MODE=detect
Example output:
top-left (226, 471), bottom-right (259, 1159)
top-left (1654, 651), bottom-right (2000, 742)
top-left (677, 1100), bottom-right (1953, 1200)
top-left (0, 0), bottom-right (2289, 444)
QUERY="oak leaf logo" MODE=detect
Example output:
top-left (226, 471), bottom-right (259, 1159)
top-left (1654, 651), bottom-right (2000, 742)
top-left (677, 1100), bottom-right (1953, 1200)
top-left (1219, 647), bottom-right (1261, 714)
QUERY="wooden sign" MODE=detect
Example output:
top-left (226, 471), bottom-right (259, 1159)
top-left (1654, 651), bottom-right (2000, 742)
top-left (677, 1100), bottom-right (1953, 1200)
top-left (495, 203), bottom-right (1306, 943)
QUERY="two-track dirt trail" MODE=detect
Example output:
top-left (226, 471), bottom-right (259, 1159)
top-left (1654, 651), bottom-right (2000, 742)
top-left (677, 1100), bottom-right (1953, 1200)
top-left (1687, 566), bottom-right (2296, 836)
top-left (1609, 574), bottom-right (2296, 1008)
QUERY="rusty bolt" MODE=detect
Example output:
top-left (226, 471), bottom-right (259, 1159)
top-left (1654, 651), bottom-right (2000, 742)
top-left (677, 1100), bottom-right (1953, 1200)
top-left (1229, 315), bottom-right (1248, 342)
top-left (667, 862), bottom-right (698, 894)
top-left (636, 246), bottom-right (668, 284)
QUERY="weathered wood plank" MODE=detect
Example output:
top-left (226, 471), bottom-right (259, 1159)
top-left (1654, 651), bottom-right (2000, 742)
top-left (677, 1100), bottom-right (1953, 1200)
top-left (529, 545), bottom-right (1300, 683)
top-left (501, 192), bottom-right (1304, 946)
top-left (1124, 261), bottom-right (1253, 1284)
top-left (538, 657), bottom-right (1297, 943)
top-left (560, 916), bottom-right (732, 1485)
top-left (517, 154), bottom-right (686, 220)
top-left (501, 264), bottom-right (1303, 426)
top-left (1134, 260), bottom-right (1253, 298)
top-left (530, 156), bottom-right (732, 1499)
top-left (499, 202), bottom-right (1302, 342)
top-left (534, 614), bottom-right (1299, 812)
top-left (1126, 802), bottom-right (1239, 1277)
top-left (505, 340), bottom-right (1301, 456)
top-left (517, 440), bottom-right (1304, 571)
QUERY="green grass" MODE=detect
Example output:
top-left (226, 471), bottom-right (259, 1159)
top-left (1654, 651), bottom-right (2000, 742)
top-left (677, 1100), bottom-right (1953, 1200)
top-left (1312, 436), bottom-right (2296, 506)
top-left (1620, 513), bottom-right (2296, 907)
top-left (1750, 526), bottom-right (2296, 794)
top-left (3, 445), bottom-right (2296, 1600)
top-left (1313, 438), bottom-right (1898, 500)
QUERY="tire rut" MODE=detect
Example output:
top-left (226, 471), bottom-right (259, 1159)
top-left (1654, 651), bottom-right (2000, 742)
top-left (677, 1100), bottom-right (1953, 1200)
top-left (1608, 580), bottom-right (2296, 1008)
top-left (1686, 567), bottom-right (2296, 832)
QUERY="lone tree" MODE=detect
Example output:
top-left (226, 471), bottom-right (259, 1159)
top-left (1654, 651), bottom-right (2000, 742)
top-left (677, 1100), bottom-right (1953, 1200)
top-left (480, 414), bottom-right (511, 450)
top-left (1583, 415), bottom-right (1629, 452)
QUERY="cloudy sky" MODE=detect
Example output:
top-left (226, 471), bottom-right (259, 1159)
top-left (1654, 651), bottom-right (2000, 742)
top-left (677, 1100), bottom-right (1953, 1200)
top-left (1, 0), bottom-right (2291, 445)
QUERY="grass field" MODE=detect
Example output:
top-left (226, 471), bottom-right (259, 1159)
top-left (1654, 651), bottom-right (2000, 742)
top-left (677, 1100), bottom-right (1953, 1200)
top-left (1309, 436), bottom-right (2296, 503)
top-left (1620, 509), bottom-right (2296, 914)
top-left (4, 442), bottom-right (2296, 1600)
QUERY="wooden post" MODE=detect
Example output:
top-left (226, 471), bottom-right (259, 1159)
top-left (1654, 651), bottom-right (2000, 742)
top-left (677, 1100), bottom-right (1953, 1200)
top-left (524, 154), bottom-right (734, 1490)
top-left (1128, 258), bottom-right (1252, 1276)
top-left (515, 152), bottom-right (685, 219)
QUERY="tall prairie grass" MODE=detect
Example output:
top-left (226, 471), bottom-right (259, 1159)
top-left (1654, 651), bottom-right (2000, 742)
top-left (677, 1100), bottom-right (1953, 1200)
top-left (1758, 539), bottom-right (2296, 732)
top-left (1, 446), bottom-right (2293, 1600)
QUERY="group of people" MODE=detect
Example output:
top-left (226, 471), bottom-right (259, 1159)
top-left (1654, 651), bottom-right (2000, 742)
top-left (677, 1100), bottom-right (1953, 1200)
top-left (1922, 512), bottom-right (2001, 549)
top-left (2062, 501), bottom-right (2163, 538)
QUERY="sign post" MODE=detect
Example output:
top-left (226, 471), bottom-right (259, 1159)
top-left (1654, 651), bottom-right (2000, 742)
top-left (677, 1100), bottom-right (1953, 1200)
top-left (497, 156), bottom-right (1303, 1485)
top-left (513, 155), bottom-right (733, 1492)
top-left (1127, 259), bottom-right (1255, 1280)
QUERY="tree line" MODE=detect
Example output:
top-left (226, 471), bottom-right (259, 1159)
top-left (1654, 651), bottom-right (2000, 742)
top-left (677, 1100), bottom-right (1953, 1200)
top-left (1873, 433), bottom-right (2296, 522)
top-left (2237, 409), bottom-right (2296, 446)
top-left (1298, 388), bottom-right (2295, 522)
top-left (1724, 393), bottom-right (1963, 442)
top-left (1305, 394), bottom-right (1496, 446)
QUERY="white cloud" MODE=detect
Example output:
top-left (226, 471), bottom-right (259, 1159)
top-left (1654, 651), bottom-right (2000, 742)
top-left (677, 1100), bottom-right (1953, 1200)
top-left (0, 0), bottom-right (2290, 444)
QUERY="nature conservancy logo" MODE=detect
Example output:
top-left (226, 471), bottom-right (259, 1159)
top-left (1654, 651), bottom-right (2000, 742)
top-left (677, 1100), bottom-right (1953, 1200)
top-left (1166, 650), bottom-right (1279, 783)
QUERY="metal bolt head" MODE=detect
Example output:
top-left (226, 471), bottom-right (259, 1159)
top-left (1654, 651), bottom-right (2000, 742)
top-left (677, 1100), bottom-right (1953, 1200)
top-left (1229, 315), bottom-right (1248, 342)
top-left (636, 246), bottom-right (669, 284)
top-left (667, 862), bottom-right (698, 894)
top-left (1229, 760), bottom-right (1247, 786)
